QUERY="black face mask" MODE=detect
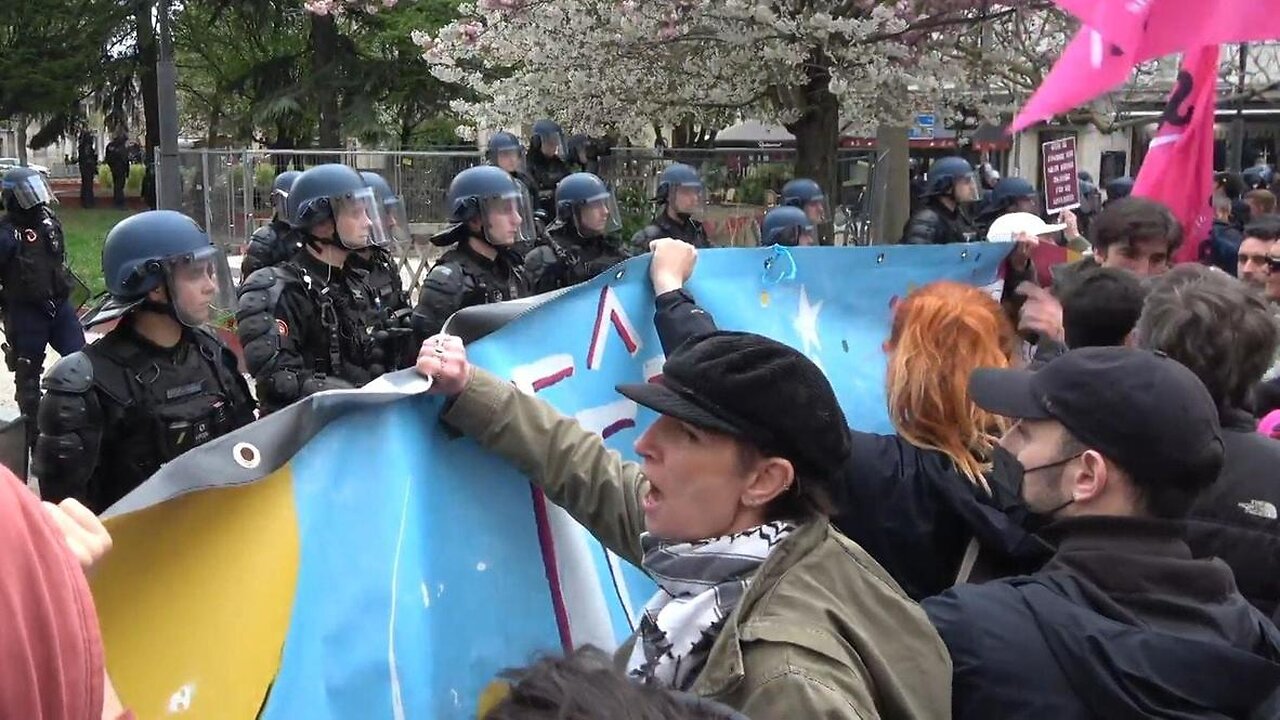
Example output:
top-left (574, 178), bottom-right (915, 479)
top-left (991, 445), bottom-right (1082, 532)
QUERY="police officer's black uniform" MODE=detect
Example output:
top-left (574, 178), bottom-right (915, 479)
top-left (629, 211), bottom-right (709, 254)
top-left (0, 170), bottom-right (87, 440)
top-left (348, 247), bottom-right (415, 370)
top-left (411, 164), bottom-right (535, 340)
top-left (525, 223), bottom-right (631, 294)
top-left (413, 241), bottom-right (529, 340)
top-left (901, 198), bottom-right (977, 245)
top-left (240, 219), bottom-right (300, 281)
top-left (236, 163), bottom-right (401, 413)
top-left (33, 210), bottom-right (254, 513)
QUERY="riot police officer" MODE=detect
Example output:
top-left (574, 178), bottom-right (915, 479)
top-left (412, 166), bottom-right (534, 340)
top-left (240, 169), bottom-right (302, 281)
top-left (779, 178), bottom-right (828, 226)
top-left (628, 163), bottom-right (710, 254)
top-left (975, 176), bottom-right (1038, 239)
top-left (899, 156), bottom-right (979, 245)
top-left (525, 173), bottom-right (631, 293)
top-left (1105, 176), bottom-right (1135, 206)
top-left (488, 131), bottom-right (546, 254)
top-left (526, 119), bottom-right (571, 218)
top-left (759, 206), bottom-right (816, 247)
top-left (236, 163), bottom-right (395, 414)
top-left (0, 168), bottom-right (87, 443)
top-left (33, 210), bottom-right (255, 513)
top-left (352, 171), bottom-right (415, 370)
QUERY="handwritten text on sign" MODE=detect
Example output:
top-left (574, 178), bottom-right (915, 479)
top-left (1042, 137), bottom-right (1081, 214)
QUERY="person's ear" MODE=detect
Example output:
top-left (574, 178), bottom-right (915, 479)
top-left (741, 457), bottom-right (795, 509)
top-left (1069, 450), bottom-right (1110, 505)
top-left (147, 285), bottom-right (168, 304)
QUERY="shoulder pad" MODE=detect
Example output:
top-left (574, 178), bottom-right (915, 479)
top-left (422, 262), bottom-right (466, 294)
top-left (239, 265), bottom-right (298, 295)
top-left (42, 352), bottom-right (94, 393)
top-left (250, 224), bottom-right (276, 242)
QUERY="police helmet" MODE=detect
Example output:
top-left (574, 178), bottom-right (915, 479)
top-left (269, 170), bottom-right (301, 219)
top-left (432, 165), bottom-right (532, 247)
top-left (286, 163), bottom-right (368, 230)
top-left (486, 131), bottom-right (524, 163)
top-left (1, 167), bottom-right (56, 214)
top-left (655, 163), bottom-right (703, 204)
top-left (1105, 176), bottom-right (1135, 201)
top-left (760, 205), bottom-right (815, 247)
top-left (359, 171), bottom-right (394, 203)
top-left (529, 119), bottom-right (563, 153)
top-left (1078, 170), bottom-right (1095, 184)
top-left (780, 178), bottom-right (824, 208)
top-left (102, 210), bottom-right (214, 300)
top-left (923, 157), bottom-right (975, 197)
top-left (555, 173), bottom-right (620, 236)
top-left (989, 177), bottom-right (1037, 213)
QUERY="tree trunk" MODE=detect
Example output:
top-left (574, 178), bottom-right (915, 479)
top-left (784, 51), bottom-right (839, 245)
top-left (311, 12), bottom-right (341, 153)
top-left (137, 0), bottom-right (160, 209)
top-left (15, 116), bottom-right (27, 165)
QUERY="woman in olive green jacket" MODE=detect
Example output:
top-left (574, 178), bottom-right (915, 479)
top-left (417, 329), bottom-right (951, 720)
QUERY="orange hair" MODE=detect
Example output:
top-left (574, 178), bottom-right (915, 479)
top-left (885, 282), bottom-right (1017, 491)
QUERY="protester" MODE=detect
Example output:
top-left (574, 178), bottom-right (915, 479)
top-left (482, 647), bottom-right (746, 720)
top-left (415, 330), bottom-right (952, 718)
top-left (0, 466), bottom-right (130, 719)
top-left (646, 239), bottom-right (1047, 600)
top-left (925, 347), bottom-right (1280, 719)
top-left (1245, 189), bottom-right (1277, 220)
top-left (1203, 194), bottom-right (1243, 273)
top-left (1238, 215), bottom-right (1280, 292)
top-left (1135, 265), bottom-right (1280, 621)
top-left (1060, 268), bottom-right (1145, 350)
top-left (1017, 197), bottom-right (1180, 362)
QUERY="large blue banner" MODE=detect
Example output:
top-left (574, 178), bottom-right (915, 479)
top-left (97, 244), bottom-right (1010, 719)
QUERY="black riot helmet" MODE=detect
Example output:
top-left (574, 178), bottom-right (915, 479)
top-left (2, 168), bottom-right (56, 215)
top-left (287, 164), bottom-right (389, 250)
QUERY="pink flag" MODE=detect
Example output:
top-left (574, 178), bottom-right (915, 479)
top-left (1131, 45), bottom-right (1219, 265)
top-left (1013, 0), bottom-right (1280, 132)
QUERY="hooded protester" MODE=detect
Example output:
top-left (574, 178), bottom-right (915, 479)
top-left (925, 347), bottom-right (1280, 720)
top-left (415, 330), bottom-right (952, 718)
top-left (645, 239), bottom-right (1049, 601)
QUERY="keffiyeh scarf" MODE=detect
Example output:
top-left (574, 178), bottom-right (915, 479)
top-left (626, 520), bottom-right (797, 690)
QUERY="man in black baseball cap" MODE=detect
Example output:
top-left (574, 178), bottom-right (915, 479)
top-left (924, 346), bottom-right (1280, 720)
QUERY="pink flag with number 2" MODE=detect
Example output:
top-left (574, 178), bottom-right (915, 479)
top-left (1131, 45), bottom-right (1220, 264)
top-left (1012, 0), bottom-right (1280, 132)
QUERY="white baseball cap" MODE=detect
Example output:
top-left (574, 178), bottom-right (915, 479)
top-left (986, 212), bottom-right (1066, 242)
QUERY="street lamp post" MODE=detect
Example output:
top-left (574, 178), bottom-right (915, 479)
top-left (156, 0), bottom-right (181, 210)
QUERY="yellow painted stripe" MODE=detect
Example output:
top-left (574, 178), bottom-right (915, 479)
top-left (91, 466), bottom-right (301, 719)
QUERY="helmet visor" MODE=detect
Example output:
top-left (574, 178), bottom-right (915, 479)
top-left (332, 187), bottom-right (391, 250)
top-left (767, 222), bottom-right (816, 248)
top-left (382, 196), bottom-right (412, 250)
top-left (482, 186), bottom-right (535, 247)
top-left (573, 191), bottom-right (622, 237)
top-left (5, 173), bottom-right (55, 210)
top-left (162, 245), bottom-right (234, 328)
top-left (492, 148), bottom-right (525, 174)
top-left (803, 196), bottom-right (828, 223)
top-left (667, 182), bottom-right (706, 218)
top-left (271, 187), bottom-right (290, 220)
top-left (537, 131), bottom-right (566, 161)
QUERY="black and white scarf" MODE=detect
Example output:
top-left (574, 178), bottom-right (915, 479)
top-left (626, 520), bottom-right (797, 690)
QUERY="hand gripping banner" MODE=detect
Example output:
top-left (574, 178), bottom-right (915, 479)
top-left (91, 243), bottom-right (1011, 719)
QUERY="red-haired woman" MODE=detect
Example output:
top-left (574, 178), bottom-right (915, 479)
top-left (647, 239), bottom-right (1048, 600)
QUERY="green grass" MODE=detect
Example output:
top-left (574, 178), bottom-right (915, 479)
top-left (59, 207), bottom-right (135, 297)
